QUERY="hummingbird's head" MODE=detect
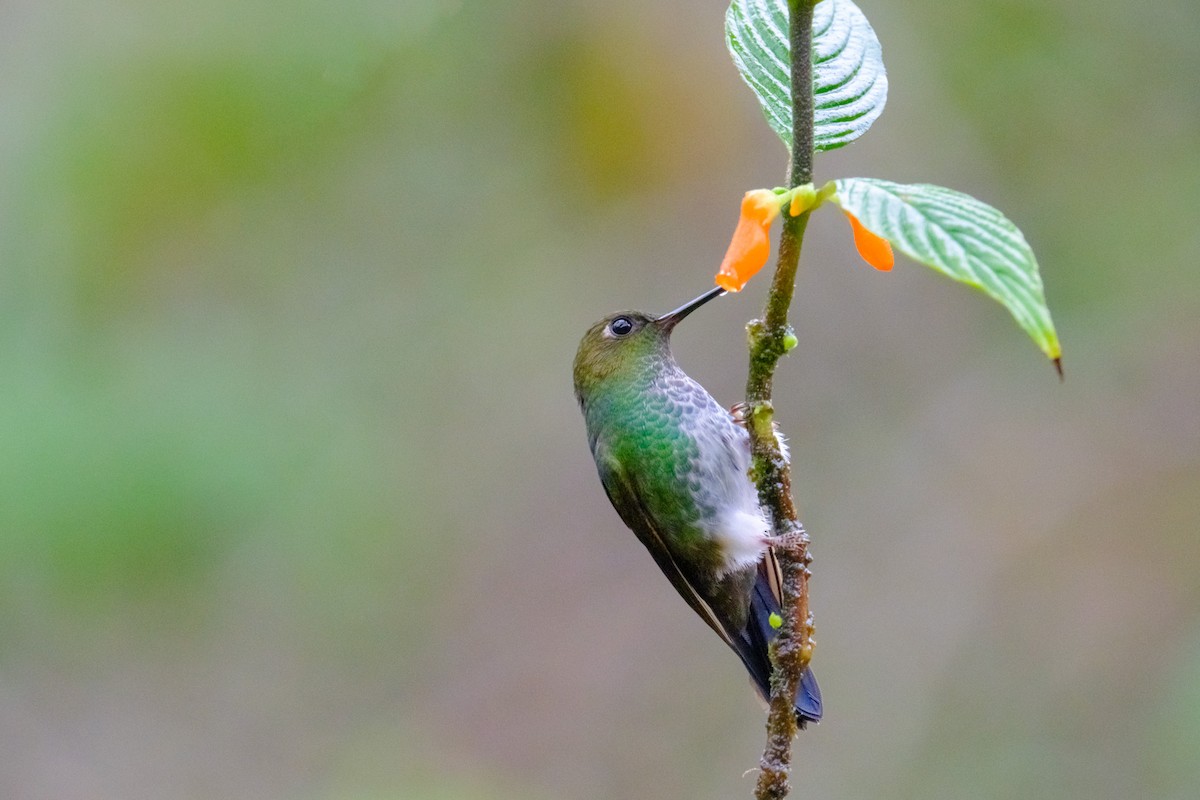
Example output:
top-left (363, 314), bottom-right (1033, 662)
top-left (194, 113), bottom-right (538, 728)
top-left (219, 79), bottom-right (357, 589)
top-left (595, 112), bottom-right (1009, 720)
top-left (573, 287), bottom-right (725, 403)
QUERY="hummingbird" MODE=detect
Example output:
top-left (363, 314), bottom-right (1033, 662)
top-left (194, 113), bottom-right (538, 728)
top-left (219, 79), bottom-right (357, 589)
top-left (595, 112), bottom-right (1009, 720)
top-left (573, 286), bottom-right (821, 726)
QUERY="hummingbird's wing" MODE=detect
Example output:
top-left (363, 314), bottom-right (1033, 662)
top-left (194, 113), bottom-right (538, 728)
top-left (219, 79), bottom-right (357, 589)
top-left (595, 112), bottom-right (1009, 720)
top-left (760, 544), bottom-right (784, 607)
top-left (593, 449), bottom-right (734, 650)
top-left (593, 440), bottom-right (822, 725)
top-left (744, 545), bottom-right (823, 725)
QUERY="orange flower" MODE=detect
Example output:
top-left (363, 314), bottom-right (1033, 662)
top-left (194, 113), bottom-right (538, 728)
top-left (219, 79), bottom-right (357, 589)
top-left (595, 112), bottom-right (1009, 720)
top-left (844, 211), bottom-right (894, 271)
top-left (715, 190), bottom-right (782, 292)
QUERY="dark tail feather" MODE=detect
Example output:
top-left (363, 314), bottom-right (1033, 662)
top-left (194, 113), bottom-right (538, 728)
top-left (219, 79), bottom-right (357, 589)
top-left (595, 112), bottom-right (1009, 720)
top-left (732, 570), bottom-right (823, 727)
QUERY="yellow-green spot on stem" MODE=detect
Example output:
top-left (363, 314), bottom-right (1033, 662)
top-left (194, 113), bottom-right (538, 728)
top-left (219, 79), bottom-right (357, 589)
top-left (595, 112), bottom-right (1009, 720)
top-left (769, 612), bottom-right (783, 630)
top-left (787, 183), bottom-right (817, 217)
top-left (782, 332), bottom-right (798, 352)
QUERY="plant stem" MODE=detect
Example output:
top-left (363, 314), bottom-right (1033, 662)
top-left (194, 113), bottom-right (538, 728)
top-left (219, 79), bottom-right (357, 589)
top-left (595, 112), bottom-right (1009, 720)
top-left (787, 4), bottom-right (815, 189)
top-left (749, 1), bottom-right (816, 799)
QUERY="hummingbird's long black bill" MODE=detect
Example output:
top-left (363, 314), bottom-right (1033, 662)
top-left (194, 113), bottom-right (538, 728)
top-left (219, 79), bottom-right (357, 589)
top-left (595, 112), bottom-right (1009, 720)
top-left (656, 286), bottom-right (727, 330)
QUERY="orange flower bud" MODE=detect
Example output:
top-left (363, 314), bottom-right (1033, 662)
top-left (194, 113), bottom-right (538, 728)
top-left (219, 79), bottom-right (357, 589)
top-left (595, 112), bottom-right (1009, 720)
top-left (844, 211), bottom-right (894, 271)
top-left (715, 190), bottom-right (782, 292)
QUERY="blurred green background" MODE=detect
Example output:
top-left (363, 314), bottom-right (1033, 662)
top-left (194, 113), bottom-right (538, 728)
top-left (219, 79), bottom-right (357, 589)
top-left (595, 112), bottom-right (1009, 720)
top-left (2, 0), bottom-right (1198, 797)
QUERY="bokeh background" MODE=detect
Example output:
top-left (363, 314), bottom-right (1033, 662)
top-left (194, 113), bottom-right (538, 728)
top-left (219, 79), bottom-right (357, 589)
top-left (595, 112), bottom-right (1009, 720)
top-left (2, 1), bottom-right (1198, 798)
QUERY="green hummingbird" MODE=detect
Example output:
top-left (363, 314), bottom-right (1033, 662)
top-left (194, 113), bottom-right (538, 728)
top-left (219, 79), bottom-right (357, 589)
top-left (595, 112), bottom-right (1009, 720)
top-left (573, 286), bottom-right (821, 726)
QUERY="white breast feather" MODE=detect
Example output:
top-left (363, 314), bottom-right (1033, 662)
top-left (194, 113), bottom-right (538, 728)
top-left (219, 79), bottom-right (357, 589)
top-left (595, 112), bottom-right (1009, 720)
top-left (700, 421), bottom-right (770, 574)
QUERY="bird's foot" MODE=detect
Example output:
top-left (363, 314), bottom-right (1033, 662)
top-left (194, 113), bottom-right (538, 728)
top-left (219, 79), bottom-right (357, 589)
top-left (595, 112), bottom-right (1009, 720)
top-left (729, 403), bottom-right (790, 464)
top-left (764, 529), bottom-right (810, 556)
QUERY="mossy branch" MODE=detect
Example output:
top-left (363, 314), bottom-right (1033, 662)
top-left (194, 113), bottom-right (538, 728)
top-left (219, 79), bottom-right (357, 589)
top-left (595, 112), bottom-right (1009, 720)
top-left (747, 2), bottom-right (817, 798)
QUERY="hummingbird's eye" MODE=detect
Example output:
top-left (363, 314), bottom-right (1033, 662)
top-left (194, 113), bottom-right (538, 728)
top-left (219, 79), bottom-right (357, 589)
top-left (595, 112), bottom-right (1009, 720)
top-left (609, 317), bottom-right (634, 336)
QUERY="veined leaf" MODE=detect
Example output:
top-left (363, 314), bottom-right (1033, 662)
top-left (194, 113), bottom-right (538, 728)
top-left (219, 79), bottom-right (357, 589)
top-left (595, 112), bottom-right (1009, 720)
top-left (833, 178), bottom-right (1061, 362)
top-left (726, 0), bottom-right (887, 152)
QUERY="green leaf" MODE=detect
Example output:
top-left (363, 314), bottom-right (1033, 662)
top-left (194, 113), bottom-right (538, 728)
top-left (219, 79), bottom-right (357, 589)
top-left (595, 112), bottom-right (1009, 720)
top-left (832, 178), bottom-right (1061, 362)
top-left (726, 0), bottom-right (888, 152)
